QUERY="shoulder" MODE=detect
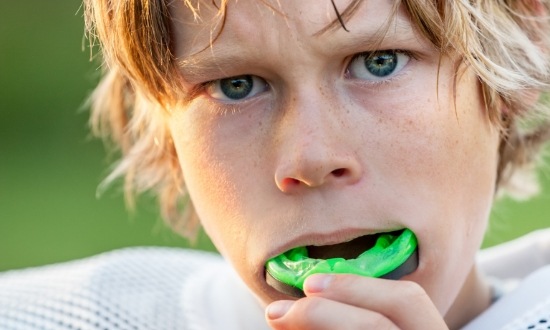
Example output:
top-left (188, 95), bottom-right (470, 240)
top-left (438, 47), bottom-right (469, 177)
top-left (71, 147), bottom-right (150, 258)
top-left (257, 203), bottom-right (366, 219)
top-left (463, 265), bottom-right (550, 329)
top-left (477, 228), bottom-right (550, 280)
top-left (0, 247), bottom-right (225, 330)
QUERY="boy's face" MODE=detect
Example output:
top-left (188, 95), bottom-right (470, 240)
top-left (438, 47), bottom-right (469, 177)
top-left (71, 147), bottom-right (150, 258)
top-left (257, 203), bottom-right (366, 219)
top-left (168, 0), bottom-right (500, 315)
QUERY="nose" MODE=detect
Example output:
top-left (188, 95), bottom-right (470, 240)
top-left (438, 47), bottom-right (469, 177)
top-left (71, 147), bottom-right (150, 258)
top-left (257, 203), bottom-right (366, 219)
top-left (274, 93), bottom-right (362, 193)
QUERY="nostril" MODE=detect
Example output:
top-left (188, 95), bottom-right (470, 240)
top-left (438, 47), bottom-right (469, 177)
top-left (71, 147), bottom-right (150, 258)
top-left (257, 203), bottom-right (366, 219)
top-left (331, 168), bottom-right (347, 177)
top-left (282, 177), bottom-right (301, 186)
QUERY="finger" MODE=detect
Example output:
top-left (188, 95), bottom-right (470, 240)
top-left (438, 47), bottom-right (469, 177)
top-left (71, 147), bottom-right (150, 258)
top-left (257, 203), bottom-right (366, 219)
top-left (266, 297), bottom-right (399, 330)
top-left (303, 274), bottom-right (447, 330)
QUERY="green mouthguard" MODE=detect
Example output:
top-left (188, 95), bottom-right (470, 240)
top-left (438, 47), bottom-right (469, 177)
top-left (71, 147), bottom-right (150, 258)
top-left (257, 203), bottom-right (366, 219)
top-left (265, 229), bottom-right (417, 293)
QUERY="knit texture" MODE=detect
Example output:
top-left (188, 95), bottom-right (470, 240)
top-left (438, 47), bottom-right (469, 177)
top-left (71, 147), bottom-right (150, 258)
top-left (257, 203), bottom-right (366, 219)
top-left (3, 231), bottom-right (550, 330)
top-left (0, 248), bottom-right (225, 330)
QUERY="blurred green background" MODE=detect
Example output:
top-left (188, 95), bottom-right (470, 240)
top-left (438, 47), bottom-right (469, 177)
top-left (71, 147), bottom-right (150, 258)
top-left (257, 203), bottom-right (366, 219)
top-left (0, 1), bottom-right (549, 272)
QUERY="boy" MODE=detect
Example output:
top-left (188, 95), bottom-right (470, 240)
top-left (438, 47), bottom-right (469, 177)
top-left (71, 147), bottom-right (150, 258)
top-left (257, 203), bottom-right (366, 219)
top-left (2, 0), bottom-right (550, 329)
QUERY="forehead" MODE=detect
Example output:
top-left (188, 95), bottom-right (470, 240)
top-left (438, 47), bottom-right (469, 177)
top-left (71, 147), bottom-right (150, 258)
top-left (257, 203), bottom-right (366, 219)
top-left (170, 0), bottom-right (412, 59)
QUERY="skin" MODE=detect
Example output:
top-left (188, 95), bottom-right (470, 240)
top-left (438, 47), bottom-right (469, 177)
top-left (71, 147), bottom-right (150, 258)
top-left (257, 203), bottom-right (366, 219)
top-left (167, 0), bottom-right (499, 328)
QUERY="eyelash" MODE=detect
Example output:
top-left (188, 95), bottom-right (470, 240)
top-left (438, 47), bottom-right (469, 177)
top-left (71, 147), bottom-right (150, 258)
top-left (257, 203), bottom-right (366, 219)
top-left (190, 49), bottom-right (417, 104)
top-left (344, 49), bottom-right (417, 86)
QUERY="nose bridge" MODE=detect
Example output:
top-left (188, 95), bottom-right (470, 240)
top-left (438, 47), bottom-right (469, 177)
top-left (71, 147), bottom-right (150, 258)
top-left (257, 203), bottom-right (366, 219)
top-left (290, 97), bottom-right (328, 145)
top-left (274, 84), bottom-right (362, 192)
top-left (281, 84), bottom-right (341, 158)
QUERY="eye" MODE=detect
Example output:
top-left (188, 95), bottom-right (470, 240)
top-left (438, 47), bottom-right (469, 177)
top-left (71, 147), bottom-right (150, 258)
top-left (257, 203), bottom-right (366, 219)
top-left (347, 50), bottom-right (410, 82)
top-left (206, 75), bottom-right (268, 101)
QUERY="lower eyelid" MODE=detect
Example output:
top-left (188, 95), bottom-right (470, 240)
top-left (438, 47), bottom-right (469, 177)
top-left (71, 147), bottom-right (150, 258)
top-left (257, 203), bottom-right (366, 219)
top-left (352, 68), bottom-right (412, 88)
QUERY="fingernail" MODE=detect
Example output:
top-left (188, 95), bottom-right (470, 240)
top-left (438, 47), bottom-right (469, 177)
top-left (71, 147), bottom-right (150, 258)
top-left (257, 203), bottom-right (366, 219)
top-left (266, 301), bottom-right (293, 320)
top-left (304, 274), bottom-right (332, 293)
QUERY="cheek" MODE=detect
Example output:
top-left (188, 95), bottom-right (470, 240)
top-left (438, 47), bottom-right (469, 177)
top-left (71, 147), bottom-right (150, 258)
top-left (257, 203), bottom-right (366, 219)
top-left (168, 111), bottom-right (242, 253)
top-left (355, 71), bottom-right (499, 222)
top-left (167, 106), bottom-right (272, 263)
top-left (387, 78), bottom-right (499, 312)
top-left (169, 109), bottom-right (281, 302)
top-left (347, 68), bottom-right (499, 312)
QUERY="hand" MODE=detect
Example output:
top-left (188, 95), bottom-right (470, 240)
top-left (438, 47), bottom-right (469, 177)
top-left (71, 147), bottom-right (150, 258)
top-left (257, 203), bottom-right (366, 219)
top-left (265, 274), bottom-right (448, 330)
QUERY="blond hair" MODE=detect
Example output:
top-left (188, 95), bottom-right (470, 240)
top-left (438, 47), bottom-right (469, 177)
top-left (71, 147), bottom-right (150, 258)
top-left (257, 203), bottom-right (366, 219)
top-left (84, 0), bottom-right (550, 239)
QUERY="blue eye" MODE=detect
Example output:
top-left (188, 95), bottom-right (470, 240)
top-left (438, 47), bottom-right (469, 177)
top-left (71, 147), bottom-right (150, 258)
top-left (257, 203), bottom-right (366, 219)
top-left (348, 50), bottom-right (410, 82)
top-left (207, 75), bottom-right (268, 101)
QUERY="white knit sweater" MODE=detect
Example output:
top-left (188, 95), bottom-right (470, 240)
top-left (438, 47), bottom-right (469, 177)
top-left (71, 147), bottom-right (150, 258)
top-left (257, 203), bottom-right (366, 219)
top-left (0, 248), bottom-right (268, 330)
top-left (2, 230), bottom-right (550, 330)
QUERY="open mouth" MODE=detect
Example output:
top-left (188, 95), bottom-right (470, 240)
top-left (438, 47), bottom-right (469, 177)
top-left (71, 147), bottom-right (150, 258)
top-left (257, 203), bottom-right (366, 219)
top-left (306, 230), bottom-right (391, 260)
top-left (265, 229), bottom-right (418, 297)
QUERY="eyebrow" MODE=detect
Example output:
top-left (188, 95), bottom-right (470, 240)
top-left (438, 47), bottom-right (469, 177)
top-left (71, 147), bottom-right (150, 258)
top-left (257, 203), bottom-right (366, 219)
top-left (177, 48), bottom-right (254, 84)
top-left (177, 13), bottom-right (416, 84)
top-left (325, 19), bottom-right (416, 53)
top-left (313, 6), bottom-right (408, 49)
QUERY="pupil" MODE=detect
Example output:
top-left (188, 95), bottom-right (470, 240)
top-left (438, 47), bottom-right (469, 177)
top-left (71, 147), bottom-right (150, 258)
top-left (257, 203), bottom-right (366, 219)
top-left (220, 75), bottom-right (253, 100)
top-left (366, 51), bottom-right (398, 77)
